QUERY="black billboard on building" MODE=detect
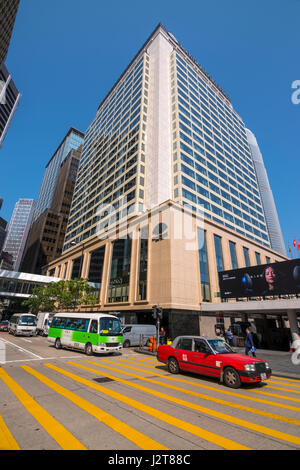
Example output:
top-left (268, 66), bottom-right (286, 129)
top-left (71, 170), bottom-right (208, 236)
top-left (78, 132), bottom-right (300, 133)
top-left (218, 258), bottom-right (300, 299)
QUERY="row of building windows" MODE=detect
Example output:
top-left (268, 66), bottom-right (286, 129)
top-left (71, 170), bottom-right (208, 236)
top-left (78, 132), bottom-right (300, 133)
top-left (52, 228), bottom-right (275, 305)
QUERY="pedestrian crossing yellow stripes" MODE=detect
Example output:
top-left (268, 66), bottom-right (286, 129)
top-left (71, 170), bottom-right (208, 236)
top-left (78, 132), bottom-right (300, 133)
top-left (269, 380), bottom-right (300, 388)
top-left (262, 384), bottom-right (300, 394)
top-left (44, 362), bottom-right (251, 450)
top-left (0, 354), bottom-right (299, 451)
top-left (272, 376), bottom-right (300, 383)
top-left (108, 358), bottom-right (300, 412)
top-left (0, 413), bottom-right (20, 450)
top-left (0, 368), bottom-right (86, 450)
top-left (22, 365), bottom-right (168, 451)
top-left (67, 361), bottom-right (300, 447)
top-left (247, 389), bottom-right (300, 402)
top-left (84, 359), bottom-right (300, 426)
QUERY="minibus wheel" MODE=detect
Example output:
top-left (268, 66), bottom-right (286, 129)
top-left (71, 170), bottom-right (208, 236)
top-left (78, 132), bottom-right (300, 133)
top-left (85, 343), bottom-right (93, 356)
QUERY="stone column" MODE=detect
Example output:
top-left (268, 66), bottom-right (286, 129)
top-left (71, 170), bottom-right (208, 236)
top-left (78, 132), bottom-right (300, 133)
top-left (287, 309), bottom-right (300, 342)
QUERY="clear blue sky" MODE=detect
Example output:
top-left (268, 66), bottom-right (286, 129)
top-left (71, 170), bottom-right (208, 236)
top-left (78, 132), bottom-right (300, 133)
top-left (1, 0), bottom-right (299, 256)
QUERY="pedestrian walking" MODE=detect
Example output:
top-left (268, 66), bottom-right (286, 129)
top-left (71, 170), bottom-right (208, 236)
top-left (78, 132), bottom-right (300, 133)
top-left (225, 327), bottom-right (233, 346)
top-left (245, 327), bottom-right (256, 357)
top-left (159, 327), bottom-right (166, 345)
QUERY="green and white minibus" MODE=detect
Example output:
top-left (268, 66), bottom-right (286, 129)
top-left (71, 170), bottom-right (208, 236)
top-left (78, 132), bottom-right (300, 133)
top-left (47, 312), bottom-right (123, 355)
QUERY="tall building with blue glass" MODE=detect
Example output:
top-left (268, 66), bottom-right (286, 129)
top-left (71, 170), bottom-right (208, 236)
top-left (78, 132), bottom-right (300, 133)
top-left (33, 128), bottom-right (84, 223)
top-left (46, 24), bottom-right (287, 342)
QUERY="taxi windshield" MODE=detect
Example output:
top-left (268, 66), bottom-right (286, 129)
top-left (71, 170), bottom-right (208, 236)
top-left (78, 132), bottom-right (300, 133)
top-left (207, 339), bottom-right (235, 354)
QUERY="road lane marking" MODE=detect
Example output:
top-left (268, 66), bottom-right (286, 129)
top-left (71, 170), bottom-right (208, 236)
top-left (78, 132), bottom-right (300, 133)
top-left (68, 361), bottom-right (300, 448)
top-left (0, 413), bottom-right (20, 450)
top-left (106, 359), bottom-right (300, 412)
top-left (0, 339), bottom-right (43, 359)
top-left (0, 368), bottom-right (86, 450)
top-left (44, 362), bottom-right (250, 450)
top-left (22, 366), bottom-right (167, 451)
top-left (85, 360), bottom-right (300, 426)
top-left (3, 356), bottom-right (81, 364)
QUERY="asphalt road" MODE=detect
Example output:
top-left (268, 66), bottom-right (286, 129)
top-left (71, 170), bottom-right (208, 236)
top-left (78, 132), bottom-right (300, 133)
top-left (0, 331), bottom-right (299, 453)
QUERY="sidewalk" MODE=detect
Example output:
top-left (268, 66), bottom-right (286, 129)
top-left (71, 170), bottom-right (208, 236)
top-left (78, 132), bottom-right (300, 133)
top-left (233, 347), bottom-right (300, 380)
top-left (135, 347), bottom-right (300, 380)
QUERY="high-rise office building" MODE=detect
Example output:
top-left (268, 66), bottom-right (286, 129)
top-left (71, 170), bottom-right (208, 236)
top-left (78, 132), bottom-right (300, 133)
top-left (0, 216), bottom-right (7, 252)
top-left (45, 24), bottom-right (287, 338)
top-left (21, 146), bottom-right (82, 274)
top-left (0, 0), bottom-right (20, 67)
top-left (2, 198), bottom-right (35, 271)
top-left (0, 63), bottom-right (21, 148)
top-left (245, 128), bottom-right (285, 255)
top-left (33, 128), bottom-right (84, 223)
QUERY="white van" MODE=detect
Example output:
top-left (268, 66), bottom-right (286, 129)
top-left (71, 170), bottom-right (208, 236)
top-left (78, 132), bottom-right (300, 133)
top-left (8, 313), bottom-right (37, 336)
top-left (36, 312), bottom-right (55, 336)
top-left (122, 324), bottom-right (156, 347)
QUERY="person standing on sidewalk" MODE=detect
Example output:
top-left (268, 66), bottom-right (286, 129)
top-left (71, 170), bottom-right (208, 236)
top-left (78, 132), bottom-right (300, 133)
top-left (159, 327), bottom-right (166, 345)
top-left (245, 327), bottom-right (256, 357)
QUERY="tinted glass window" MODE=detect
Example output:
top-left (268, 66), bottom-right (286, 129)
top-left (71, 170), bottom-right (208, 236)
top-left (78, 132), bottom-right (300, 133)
top-left (176, 338), bottom-right (193, 351)
top-left (194, 339), bottom-right (210, 353)
top-left (89, 320), bottom-right (98, 334)
top-left (123, 326), bottom-right (132, 333)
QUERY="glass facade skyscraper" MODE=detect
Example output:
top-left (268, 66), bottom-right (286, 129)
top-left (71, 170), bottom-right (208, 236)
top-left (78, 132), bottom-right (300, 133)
top-left (33, 128), bottom-right (84, 223)
top-left (2, 198), bottom-right (35, 271)
top-left (0, 63), bottom-right (21, 148)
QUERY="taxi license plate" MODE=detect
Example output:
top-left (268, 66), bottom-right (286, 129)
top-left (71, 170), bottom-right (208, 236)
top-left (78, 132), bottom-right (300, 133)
top-left (260, 373), bottom-right (267, 380)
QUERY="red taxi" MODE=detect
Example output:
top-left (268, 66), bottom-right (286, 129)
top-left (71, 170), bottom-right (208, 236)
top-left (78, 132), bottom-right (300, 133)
top-left (0, 320), bottom-right (9, 332)
top-left (157, 336), bottom-right (271, 388)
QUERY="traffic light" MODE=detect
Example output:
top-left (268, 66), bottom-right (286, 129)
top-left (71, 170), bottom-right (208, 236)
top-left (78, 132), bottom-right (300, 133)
top-left (156, 307), bottom-right (163, 319)
top-left (152, 305), bottom-right (157, 319)
top-left (152, 305), bottom-right (163, 320)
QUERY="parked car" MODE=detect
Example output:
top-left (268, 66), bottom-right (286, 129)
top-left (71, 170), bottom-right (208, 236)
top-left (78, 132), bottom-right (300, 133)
top-left (157, 335), bottom-right (271, 388)
top-left (0, 320), bottom-right (9, 331)
top-left (122, 324), bottom-right (156, 347)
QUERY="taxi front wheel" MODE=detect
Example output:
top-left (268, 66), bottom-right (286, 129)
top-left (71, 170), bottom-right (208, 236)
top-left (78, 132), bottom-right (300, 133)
top-left (167, 357), bottom-right (180, 374)
top-left (223, 367), bottom-right (241, 389)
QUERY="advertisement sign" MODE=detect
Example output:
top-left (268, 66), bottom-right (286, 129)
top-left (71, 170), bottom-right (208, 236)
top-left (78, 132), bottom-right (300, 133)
top-left (218, 258), bottom-right (300, 299)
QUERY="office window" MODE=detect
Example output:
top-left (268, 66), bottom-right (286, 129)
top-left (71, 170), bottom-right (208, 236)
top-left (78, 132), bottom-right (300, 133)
top-left (214, 235), bottom-right (224, 273)
top-left (229, 241), bottom-right (238, 269)
top-left (255, 252), bottom-right (261, 265)
top-left (71, 256), bottom-right (83, 279)
top-left (243, 247), bottom-right (250, 267)
top-left (266, 256), bottom-right (270, 264)
top-left (108, 237), bottom-right (132, 303)
top-left (137, 226), bottom-right (148, 300)
top-left (88, 246), bottom-right (106, 296)
top-left (197, 228), bottom-right (211, 302)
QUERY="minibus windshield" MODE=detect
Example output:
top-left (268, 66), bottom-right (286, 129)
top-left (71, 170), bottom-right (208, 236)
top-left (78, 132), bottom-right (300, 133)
top-left (19, 316), bottom-right (36, 326)
top-left (99, 317), bottom-right (122, 336)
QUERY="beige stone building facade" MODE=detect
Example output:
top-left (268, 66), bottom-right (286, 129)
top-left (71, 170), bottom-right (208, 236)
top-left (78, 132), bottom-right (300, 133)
top-left (46, 201), bottom-right (287, 341)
